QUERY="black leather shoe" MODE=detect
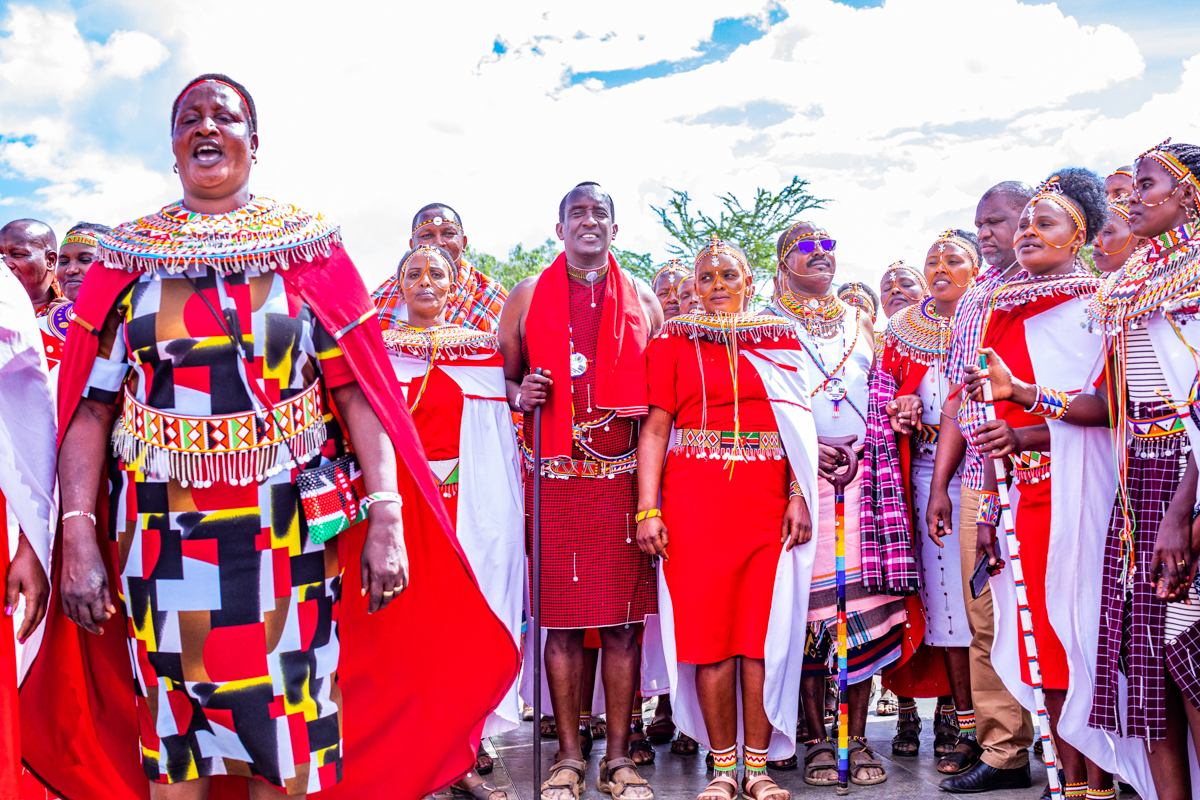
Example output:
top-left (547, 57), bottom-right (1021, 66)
top-left (940, 761), bottom-right (1032, 793)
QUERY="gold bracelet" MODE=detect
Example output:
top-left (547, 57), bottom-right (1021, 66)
top-left (635, 509), bottom-right (661, 522)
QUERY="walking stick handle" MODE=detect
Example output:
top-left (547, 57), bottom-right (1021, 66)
top-left (819, 434), bottom-right (860, 493)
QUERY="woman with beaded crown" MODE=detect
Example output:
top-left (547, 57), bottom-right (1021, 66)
top-left (652, 259), bottom-right (694, 321)
top-left (766, 222), bottom-right (902, 786)
top-left (873, 231), bottom-right (981, 773)
top-left (1093, 198), bottom-right (1148, 274)
top-left (636, 236), bottom-right (818, 800)
top-left (961, 168), bottom-right (1119, 800)
top-left (21, 74), bottom-right (518, 800)
top-left (380, 243), bottom-right (524, 800)
top-left (880, 260), bottom-right (928, 320)
top-left (998, 140), bottom-right (1200, 799)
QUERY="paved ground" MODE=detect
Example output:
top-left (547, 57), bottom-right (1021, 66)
top-left (436, 698), bottom-right (1061, 800)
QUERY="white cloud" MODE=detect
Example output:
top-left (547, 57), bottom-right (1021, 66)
top-left (92, 30), bottom-right (169, 80)
top-left (0, 0), bottom-right (1196, 294)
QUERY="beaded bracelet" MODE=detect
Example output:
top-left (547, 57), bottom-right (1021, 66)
top-left (635, 509), bottom-right (662, 522)
top-left (362, 491), bottom-right (404, 511)
top-left (1024, 384), bottom-right (1073, 420)
top-left (977, 491), bottom-right (1001, 527)
top-left (789, 481), bottom-right (805, 499)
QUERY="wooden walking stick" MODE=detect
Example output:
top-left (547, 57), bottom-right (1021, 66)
top-left (977, 354), bottom-right (1061, 800)
top-left (532, 367), bottom-right (544, 796)
top-left (820, 435), bottom-right (859, 797)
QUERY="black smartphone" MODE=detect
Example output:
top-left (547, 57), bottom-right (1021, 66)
top-left (970, 552), bottom-right (998, 599)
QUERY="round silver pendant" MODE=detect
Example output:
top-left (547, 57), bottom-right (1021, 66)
top-left (570, 351), bottom-right (588, 378)
top-left (823, 378), bottom-right (847, 402)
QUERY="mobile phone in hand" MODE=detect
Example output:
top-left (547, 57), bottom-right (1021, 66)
top-left (970, 552), bottom-right (999, 599)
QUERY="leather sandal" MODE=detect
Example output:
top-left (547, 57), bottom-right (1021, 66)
top-left (891, 717), bottom-right (922, 756)
top-left (597, 755), bottom-right (653, 800)
top-left (937, 734), bottom-right (983, 775)
top-left (697, 774), bottom-right (738, 800)
top-left (847, 737), bottom-right (887, 786)
top-left (541, 758), bottom-right (586, 800)
top-left (452, 781), bottom-right (507, 800)
top-left (743, 772), bottom-right (791, 800)
top-left (803, 738), bottom-right (838, 786)
top-left (933, 709), bottom-right (960, 757)
top-left (767, 755), bottom-right (798, 770)
top-left (671, 733), bottom-right (699, 755)
top-left (646, 715), bottom-right (675, 744)
top-left (476, 742), bottom-right (494, 775)
top-left (541, 715), bottom-right (558, 739)
top-left (629, 735), bottom-right (655, 765)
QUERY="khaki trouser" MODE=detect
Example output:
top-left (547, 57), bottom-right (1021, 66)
top-left (959, 486), bottom-right (1034, 770)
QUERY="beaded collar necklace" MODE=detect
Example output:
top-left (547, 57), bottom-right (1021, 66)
top-left (660, 311), bottom-right (793, 345)
top-left (776, 290), bottom-right (846, 339)
top-left (382, 324), bottom-right (496, 358)
top-left (1087, 222), bottom-right (1200, 331)
top-left (885, 297), bottom-right (953, 366)
top-left (99, 196), bottom-right (341, 276)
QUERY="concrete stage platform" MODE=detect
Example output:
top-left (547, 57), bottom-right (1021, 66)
top-left (437, 699), bottom-right (1060, 800)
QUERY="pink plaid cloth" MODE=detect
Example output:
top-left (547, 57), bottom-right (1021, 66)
top-left (858, 367), bottom-right (920, 595)
top-left (373, 258), bottom-right (507, 333)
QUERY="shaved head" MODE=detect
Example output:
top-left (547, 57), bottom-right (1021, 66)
top-left (559, 181), bottom-right (615, 222)
top-left (0, 218), bottom-right (56, 251)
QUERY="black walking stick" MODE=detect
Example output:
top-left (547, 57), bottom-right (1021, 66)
top-left (532, 367), bottom-right (544, 797)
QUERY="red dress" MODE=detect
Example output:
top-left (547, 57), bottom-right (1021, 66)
top-left (983, 306), bottom-right (1069, 691)
top-left (400, 367), bottom-right (465, 525)
top-left (522, 278), bottom-right (657, 629)
top-left (648, 334), bottom-right (788, 663)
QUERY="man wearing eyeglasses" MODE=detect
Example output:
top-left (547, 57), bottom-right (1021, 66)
top-left (766, 222), bottom-right (900, 785)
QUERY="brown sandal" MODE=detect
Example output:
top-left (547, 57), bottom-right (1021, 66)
top-left (848, 737), bottom-right (887, 786)
top-left (892, 717), bottom-right (921, 756)
top-left (541, 758), bottom-right (586, 800)
top-left (453, 781), bottom-right (507, 800)
top-left (937, 734), bottom-right (983, 775)
top-left (803, 738), bottom-right (838, 787)
top-left (629, 734), bottom-right (656, 765)
top-left (671, 733), bottom-right (699, 755)
top-left (598, 755), bottom-right (654, 800)
top-left (743, 772), bottom-right (791, 800)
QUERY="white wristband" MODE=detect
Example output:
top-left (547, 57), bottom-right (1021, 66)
top-left (362, 491), bottom-right (403, 512)
top-left (63, 510), bottom-right (97, 525)
top-left (514, 391), bottom-right (524, 412)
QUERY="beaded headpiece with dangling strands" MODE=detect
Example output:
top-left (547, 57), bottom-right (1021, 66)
top-left (1133, 138), bottom-right (1200, 214)
top-left (1024, 176), bottom-right (1087, 252)
top-left (932, 230), bottom-right (981, 280)
top-left (1096, 200), bottom-right (1135, 258)
top-left (882, 259), bottom-right (928, 294)
top-left (653, 258), bottom-right (692, 286)
top-left (411, 214), bottom-right (463, 236)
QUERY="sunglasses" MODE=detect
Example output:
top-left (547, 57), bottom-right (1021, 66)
top-left (792, 238), bottom-right (837, 253)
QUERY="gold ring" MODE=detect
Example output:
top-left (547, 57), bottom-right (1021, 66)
top-left (1178, 560), bottom-right (1189, 568)
top-left (381, 589), bottom-right (396, 596)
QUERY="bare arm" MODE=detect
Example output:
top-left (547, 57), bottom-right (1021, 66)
top-left (58, 399), bottom-right (120, 634)
top-left (964, 347), bottom-right (1110, 427)
top-left (636, 281), bottom-right (665, 337)
top-left (331, 382), bottom-right (406, 614)
top-left (925, 393), bottom-right (966, 542)
top-left (635, 407), bottom-right (673, 559)
top-left (498, 277), bottom-right (552, 412)
top-left (1152, 453), bottom-right (1198, 601)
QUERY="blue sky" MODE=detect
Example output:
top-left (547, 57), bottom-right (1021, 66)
top-left (0, 0), bottom-right (1198, 287)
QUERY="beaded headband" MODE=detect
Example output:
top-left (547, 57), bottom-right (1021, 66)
top-left (398, 245), bottom-right (454, 288)
top-left (882, 259), bottom-right (928, 291)
top-left (1107, 199), bottom-right (1131, 223)
top-left (1108, 168), bottom-right (1134, 180)
top-left (412, 214), bottom-right (463, 235)
top-left (63, 231), bottom-right (98, 248)
top-left (933, 231), bottom-right (980, 271)
top-left (695, 235), bottom-right (751, 277)
top-left (1028, 176), bottom-right (1086, 236)
top-left (178, 79), bottom-right (251, 120)
top-left (778, 221), bottom-right (827, 262)
top-left (1136, 138), bottom-right (1200, 205)
top-left (653, 261), bottom-right (692, 287)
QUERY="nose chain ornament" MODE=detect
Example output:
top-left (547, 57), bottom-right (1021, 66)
top-left (693, 236), bottom-right (751, 299)
top-left (1021, 177), bottom-right (1085, 250)
top-left (933, 231), bottom-right (980, 286)
top-left (1097, 200), bottom-right (1134, 256)
top-left (883, 259), bottom-right (929, 294)
top-left (399, 245), bottom-right (450, 290)
top-left (1135, 137), bottom-right (1200, 212)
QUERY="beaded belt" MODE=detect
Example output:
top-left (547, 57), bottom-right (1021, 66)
top-left (914, 423), bottom-right (939, 444)
top-left (1011, 450), bottom-right (1050, 485)
top-left (672, 428), bottom-right (785, 460)
top-left (1127, 405), bottom-right (1190, 458)
top-left (521, 444), bottom-right (637, 480)
top-left (112, 381), bottom-right (326, 487)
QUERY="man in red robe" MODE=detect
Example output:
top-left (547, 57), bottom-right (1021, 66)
top-left (499, 182), bottom-right (662, 800)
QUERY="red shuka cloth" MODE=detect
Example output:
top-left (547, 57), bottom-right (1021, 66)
top-left (877, 346), bottom-right (953, 699)
top-left (20, 246), bottom-right (520, 800)
top-left (524, 253), bottom-right (649, 460)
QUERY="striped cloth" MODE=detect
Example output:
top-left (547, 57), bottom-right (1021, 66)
top-left (859, 367), bottom-right (920, 595)
top-left (946, 266), bottom-right (1028, 490)
top-left (1125, 325), bottom-right (1170, 402)
top-left (373, 258), bottom-right (507, 333)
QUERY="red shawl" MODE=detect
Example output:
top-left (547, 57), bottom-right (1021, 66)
top-left (21, 245), bottom-right (520, 800)
top-left (524, 252), bottom-right (649, 459)
top-left (877, 345), bottom-right (952, 699)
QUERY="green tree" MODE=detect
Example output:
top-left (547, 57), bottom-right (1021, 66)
top-left (651, 176), bottom-right (828, 281)
top-left (468, 240), bottom-right (660, 291)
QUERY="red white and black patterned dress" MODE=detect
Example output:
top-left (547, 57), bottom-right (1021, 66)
top-left (521, 278), bottom-right (656, 629)
top-left (83, 265), bottom-right (351, 793)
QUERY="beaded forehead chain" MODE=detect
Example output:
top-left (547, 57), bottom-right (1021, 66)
top-left (63, 230), bottom-right (98, 248)
top-left (1027, 176), bottom-right (1086, 235)
top-left (1108, 168), bottom-right (1134, 180)
top-left (398, 244), bottom-right (453, 286)
top-left (1136, 138), bottom-right (1200, 209)
top-left (883, 259), bottom-right (928, 291)
top-left (1108, 198), bottom-right (1131, 223)
top-left (933, 231), bottom-right (979, 271)
top-left (653, 259), bottom-right (692, 285)
top-left (412, 215), bottom-right (464, 235)
top-left (778, 220), bottom-right (826, 262)
top-left (695, 235), bottom-right (751, 276)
